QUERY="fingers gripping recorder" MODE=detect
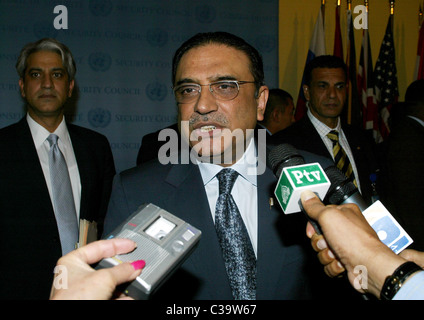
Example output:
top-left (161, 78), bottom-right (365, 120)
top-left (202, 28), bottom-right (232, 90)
top-left (97, 204), bottom-right (201, 300)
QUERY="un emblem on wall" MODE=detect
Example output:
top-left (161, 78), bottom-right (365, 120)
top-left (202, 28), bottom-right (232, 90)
top-left (255, 35), bottom-right (277, 53)
top-left (89, 0), bottom-right (113, 17)
top-left (146, 81), bottom-right (167, 101)
top-left (88, 52), bottom-right (112, 72)
top-left (195, 5), bottom-right (216, 24)
top-left (33, 21), bottom-right (58, 39)
top-left (146, 28), bottom-right (168, 47)
top-left (88, 107), bottom-right (111, 128)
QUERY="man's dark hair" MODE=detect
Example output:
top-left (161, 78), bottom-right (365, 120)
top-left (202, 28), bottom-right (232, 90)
top-left (260, 88), bottom-right (293, 125)
top-left (304, 55), bottom-right (347, 86)
top-left (172, 31), bottom-right (265, 95)
top-left (16, 38), bottom-right (76, 81)
top-left (404, 79), bottom-right (424, 118)
top-left (405, 79), bottom-right (424, 105)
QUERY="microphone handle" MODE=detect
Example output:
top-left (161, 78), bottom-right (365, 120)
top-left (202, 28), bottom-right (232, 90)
top-left (340, 192), bottom-right (368, 212)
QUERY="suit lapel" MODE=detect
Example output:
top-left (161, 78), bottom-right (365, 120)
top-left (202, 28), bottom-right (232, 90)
top-left (16, 119), bottom-right (52, 202)
top-left (303, 118), bottom-right (333, 158)
top-left (164, 163), bottom-right (233, 299)
top-left (67, 125), bottom-right (93, 221)
top-left (256, 166), bottom-right (287, 299)
top-left (14, 118), bottom-right (57, 226)
top-left (163, 151), bottom-right (303, 299)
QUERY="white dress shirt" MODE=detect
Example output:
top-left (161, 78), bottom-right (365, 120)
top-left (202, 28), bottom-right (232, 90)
top-left (408, 115), bottom-right (424, 128)
top-left (27, 114), bottom-right (81, 221)
top-left (197, 136), bottom-right (258, 257)
top-left (307, 108), bottom-right (362, 192)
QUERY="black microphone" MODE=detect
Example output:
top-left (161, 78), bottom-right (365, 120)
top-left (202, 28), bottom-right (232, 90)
top-left (323, 166), bottom-right (368, 212)
top-left (268, 145), bottom-right (368, 233)
top-left (268, 143), bottom-right (326, 233)
top-left (268, 144), bottom-right (368, 212)
top-left (267, 143), bottom-right (305, 177)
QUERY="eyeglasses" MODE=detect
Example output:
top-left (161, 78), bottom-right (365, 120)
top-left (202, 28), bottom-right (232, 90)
top-left (173, 80), bottom-right (256, 104)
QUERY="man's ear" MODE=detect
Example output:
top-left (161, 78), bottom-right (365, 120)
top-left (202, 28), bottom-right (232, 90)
top-left (19, 78), bottom-right (25, 98)
top-left (272, 108), bottom-right (281, 122)
top-left (68, 79), bottom-right (75, 98)
top-left (256, 86), bottom-right (269, 122)
top-left (303, 85), bottom-right (310, 101)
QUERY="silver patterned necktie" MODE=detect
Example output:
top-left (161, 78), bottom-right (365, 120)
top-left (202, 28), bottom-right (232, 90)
top-left (47, 133), bottom-right (79, 255)
top-left (214, 168), bottom-right (256, 300)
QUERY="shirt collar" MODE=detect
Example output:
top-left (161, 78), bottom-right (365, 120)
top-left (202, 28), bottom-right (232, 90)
top-left (257, 123), bottom-right (272, 136)
top-left (197, 136), bottom-right (258, 187)
top-left (307, 106), bottom-right (341, 135)
top-left (408, 115), bottom-right (424, 128)
top-left (27, 113), bottom-right (68, 148)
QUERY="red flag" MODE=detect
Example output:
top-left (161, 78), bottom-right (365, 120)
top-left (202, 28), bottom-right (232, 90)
top-left (333, 4), bottom-right (343, 59)
top-left (294, 6), bottom-right (326, 121)
top-left (357, 13), bottom-right (380, 142)
top-left (414, 19), bottom-right (424, 80)
top-left (374, 15), bottom-right (399, 141)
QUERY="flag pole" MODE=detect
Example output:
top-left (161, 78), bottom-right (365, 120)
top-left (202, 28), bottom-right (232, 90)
top-left (346, 0), bottom-right (352, 125)
top-left (389, 0), bottom-right (395, 31)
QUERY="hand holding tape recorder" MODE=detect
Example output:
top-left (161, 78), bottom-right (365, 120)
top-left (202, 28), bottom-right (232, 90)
top-left (97, 203), bottom-right (201, 300)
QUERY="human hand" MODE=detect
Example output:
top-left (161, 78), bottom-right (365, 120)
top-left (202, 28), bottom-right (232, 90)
top-left (50, 239), bottom-right (145, 300)
top-left (400, 249), bottom-right (424, 269)
top-left (301, 190), bottom-right (406, 297)
top-left (306, 221), bottom-right (345, 278)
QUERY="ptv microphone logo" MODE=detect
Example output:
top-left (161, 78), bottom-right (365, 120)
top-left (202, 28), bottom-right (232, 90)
top-left (274, 163), bottom-right (330, 214)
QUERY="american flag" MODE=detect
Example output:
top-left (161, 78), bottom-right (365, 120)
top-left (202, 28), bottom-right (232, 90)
top-left (358, 11), bottom-right (380, 142)
top-left (373, 15), bottom-right (399, 141)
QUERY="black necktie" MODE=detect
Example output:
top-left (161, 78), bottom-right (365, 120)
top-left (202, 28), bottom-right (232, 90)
top-left (327, 130), bottom-right (357, 186)
top-left (214, 168), bottom-right (256, 300)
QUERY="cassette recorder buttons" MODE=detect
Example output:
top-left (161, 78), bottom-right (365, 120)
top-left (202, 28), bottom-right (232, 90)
top-left (172, 240), bottom-right (184, 253)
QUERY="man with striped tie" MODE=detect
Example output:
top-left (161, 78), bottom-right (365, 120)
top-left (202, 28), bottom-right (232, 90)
top-left (271, 55), bottom-right (378, 205)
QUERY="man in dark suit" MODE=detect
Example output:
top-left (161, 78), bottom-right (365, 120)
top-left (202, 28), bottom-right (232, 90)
top-left (0, 38), bottom-right (116, 299)
top-left (104, 32), bottom-right (348, 300)
top-left (136, 122), bottom-right (179, 165)
top-left (271, 55), bottom-right (378, 204)
top-left (257, 88), bottom-right (295, 136)
top-left (383, 79), bottom-right (424, 251)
